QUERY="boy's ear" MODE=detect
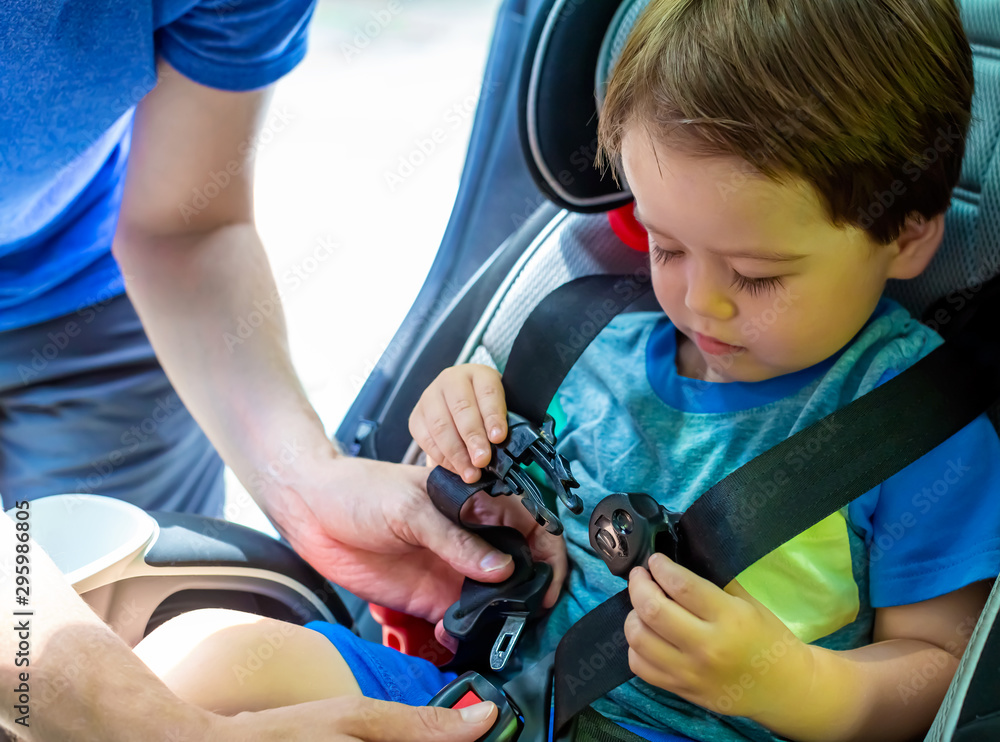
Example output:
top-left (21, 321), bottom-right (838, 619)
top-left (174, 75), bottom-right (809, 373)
top-left (886, 212), bottom-right (946, 280)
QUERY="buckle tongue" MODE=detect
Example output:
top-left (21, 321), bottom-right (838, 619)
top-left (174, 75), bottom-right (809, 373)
top-left (490, 613), bottom-right (528, 671)
top-left (485, 412), bottom-right (582, 536)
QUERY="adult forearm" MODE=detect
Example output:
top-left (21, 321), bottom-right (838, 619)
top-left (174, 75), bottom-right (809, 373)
top-left (752, 640), bottom-right (956, 742)
top-left (112, 223), bottom-right (335, 520)
top-left (0, 514), bottom-right (213, 741)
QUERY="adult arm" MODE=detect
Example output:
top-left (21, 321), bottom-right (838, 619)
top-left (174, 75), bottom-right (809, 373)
top-left (111, 59), bottom-right (569, 622)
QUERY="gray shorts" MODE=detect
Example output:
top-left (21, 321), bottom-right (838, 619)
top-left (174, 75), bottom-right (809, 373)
top-left (0, 292), bottom-right (224, 516)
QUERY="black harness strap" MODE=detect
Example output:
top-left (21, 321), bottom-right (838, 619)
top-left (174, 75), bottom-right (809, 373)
top-left (502, 272), bottom-right (654, 424)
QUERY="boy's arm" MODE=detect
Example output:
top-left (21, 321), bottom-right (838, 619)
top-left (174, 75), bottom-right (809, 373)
top-left (753, 579), bottom-right (992, 742)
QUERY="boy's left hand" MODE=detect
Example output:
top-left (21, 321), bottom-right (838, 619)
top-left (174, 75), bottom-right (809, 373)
top-left (625, 553), bottom-right (814, 719)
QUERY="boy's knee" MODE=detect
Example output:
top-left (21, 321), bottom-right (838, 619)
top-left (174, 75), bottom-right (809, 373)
top-left (136, 608), bottom-right (263, 663)
top-left (156, 608), bottom-right (263, 636)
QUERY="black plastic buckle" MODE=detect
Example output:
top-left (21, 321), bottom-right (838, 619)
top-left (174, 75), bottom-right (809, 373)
top-left (588, 493), bottom-right (683, 578)
top-left (484, 411), bottom-right (582, 536)
top-left (442, 526), bottom-right (552, 672)
top-left (426, 411), bottom-right (580, 674)
top-left (428, 671), bottom-right (523, 742)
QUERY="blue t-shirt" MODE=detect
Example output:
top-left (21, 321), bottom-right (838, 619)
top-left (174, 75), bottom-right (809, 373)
top-left (0, 0), bottom-right (316, 331)
top-left (506, 296), bottom-right (1000, 742)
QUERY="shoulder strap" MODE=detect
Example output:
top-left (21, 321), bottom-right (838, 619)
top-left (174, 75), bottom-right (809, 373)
top-left (502, 273), bottom-right (653, 423)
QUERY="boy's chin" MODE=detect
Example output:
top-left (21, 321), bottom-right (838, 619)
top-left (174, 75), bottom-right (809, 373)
top-left (700, 351), bottom-right (802, 384)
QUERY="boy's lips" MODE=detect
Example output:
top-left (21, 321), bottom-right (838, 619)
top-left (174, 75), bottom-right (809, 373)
top-left (694, 332), bottom-right (744, 355)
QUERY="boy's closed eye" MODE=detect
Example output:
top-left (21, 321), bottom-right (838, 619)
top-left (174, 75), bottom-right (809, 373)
top-left (649, 243), bottom-right (787, 297)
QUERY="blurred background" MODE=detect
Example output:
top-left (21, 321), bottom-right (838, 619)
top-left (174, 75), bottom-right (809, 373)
top-left (227, 0), bottom-right (504, 535)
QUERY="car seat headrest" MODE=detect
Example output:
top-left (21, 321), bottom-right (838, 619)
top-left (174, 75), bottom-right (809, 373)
top-left (884, 0), bottom-right (1000, 319)
top-left (518, 0), bottom-right (638, 213)
top-left (594, 0), bottom-right (651, 116)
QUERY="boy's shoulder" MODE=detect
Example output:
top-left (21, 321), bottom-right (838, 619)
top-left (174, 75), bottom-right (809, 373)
top-left (578, 310), bottom-right (666, 365)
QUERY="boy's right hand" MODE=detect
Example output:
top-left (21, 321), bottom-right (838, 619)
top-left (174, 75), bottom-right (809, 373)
top-left (409, 364), bottom-right (509, 484)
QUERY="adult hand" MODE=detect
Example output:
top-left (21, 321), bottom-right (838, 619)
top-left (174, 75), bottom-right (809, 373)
top-left (215, 695), bottom-right (498, 742)
top-left (264, 453), bottom-right (566, 625)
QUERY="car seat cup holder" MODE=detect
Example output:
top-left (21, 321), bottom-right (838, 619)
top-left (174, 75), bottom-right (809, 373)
top-left (589, 492), bottom-right (683, 578)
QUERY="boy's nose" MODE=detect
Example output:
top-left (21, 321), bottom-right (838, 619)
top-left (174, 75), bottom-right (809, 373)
top-left (684, 264), bottom-right (736, 321)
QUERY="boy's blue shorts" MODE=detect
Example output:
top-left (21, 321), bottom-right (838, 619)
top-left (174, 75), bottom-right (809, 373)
top-left (305, 621), bottom-right (693, 742)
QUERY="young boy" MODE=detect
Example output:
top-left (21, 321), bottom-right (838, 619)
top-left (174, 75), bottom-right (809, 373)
top-left (135, 0), bottom-right (1000, 740)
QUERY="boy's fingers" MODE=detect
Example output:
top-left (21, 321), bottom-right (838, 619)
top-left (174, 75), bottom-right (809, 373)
top-left (443, 376), bottom-right (492, 474)
top-left (626, 645), bottom-right (683, 697)
top-left (647, 553), bottom-right (719, 621)
top-left (425, 387), bottom-right (479, 482)
top-left (624, 610), bottom-right (683, 665)
top-left (472, 373), bottom-right (508, 444)
top-left (342, 697), bottom-right (498, 741)
top-left (627, 566), bottom-right (703, 649)
top-left (409, 417), bottom-right (459, 478)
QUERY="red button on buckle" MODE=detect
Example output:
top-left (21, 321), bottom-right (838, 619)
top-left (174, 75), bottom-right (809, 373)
top-left (453, 690), bottom-right (483, 710)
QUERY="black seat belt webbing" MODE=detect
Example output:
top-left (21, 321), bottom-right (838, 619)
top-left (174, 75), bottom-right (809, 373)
top-left (502, 273), bottom-right (653, 424)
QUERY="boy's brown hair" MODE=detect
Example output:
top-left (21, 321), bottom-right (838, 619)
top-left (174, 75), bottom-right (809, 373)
top-left (597, 0), bottom-right (974, 246)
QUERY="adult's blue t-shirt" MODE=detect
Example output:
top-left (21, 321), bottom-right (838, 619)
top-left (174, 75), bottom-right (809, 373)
top-left (0, 0), bottom-right (317, 332)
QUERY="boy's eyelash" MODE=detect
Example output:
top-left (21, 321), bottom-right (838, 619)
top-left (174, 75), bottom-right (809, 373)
top-left (649, 244), bottom-right (785, 297)
top-left (731, 273), bottom-right (784, 297)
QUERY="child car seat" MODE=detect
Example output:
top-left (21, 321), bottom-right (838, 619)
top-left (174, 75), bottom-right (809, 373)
top-left (345, 0), bottom-right (1000, 738)
top-left (26, 0), bottom-right (1000, 738)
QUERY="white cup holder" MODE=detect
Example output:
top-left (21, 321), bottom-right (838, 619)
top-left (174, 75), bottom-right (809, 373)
top-left (12, 494), bottom-right (158, 591)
